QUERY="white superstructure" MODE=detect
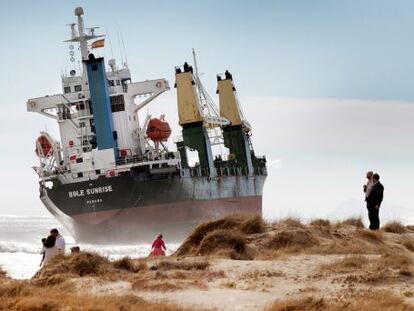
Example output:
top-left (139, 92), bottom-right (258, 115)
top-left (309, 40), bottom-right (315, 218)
top-left (27, 7), bottom-right (179, 184)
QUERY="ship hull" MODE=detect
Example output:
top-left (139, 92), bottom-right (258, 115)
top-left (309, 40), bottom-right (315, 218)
top-left (41, 173), bottom-right (265, 243)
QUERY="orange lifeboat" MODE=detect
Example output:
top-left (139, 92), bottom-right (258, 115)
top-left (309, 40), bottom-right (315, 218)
top-left (146, 118), bottom-right (172, 142)
top-left (35, 135), bottom-right (53, 157)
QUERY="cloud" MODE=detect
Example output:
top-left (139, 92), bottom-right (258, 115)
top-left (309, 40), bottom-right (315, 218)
top-left (266, 158), bottom-right (281, 170)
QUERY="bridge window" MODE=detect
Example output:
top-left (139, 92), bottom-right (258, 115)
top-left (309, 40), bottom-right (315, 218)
top-left (74, 85), bottom-right (82, 92)
top-left (64, 86), bottom-right (71, 94)
top-left (110, 95), bottom-right (125, 112)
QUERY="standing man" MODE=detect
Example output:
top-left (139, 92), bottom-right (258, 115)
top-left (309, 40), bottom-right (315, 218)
top-left (363, 171), bottom-right (374, 229)
top-left (50, 228), bottom-right (66, 254)
top-left (366, 173), bottom-right (384, 230)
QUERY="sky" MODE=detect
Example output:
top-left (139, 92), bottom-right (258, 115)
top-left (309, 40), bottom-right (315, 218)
top-left (0, 1), bottom-right (413, 224)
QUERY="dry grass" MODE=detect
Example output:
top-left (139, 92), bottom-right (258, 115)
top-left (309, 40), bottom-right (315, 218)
top-left (378, 250), bottom-right (413, 269)
top-left (319, 255), bottom-right (369, 273)
top-left (197, 229), bottom-right (251, 259)
top-left (32, 252), bottom-right (113, 286)
top-left (0, 288), bottom-right (195, 311)
top-left (131, 279), bottom-right (185, 291)
top-left (401, 237), bottom-right (414, 251)
top-left (357, 229), bottom-right (384, 242)
top-left (273, 217), bottom-right (305, 229)
top-left (265, 296), bottom-right (326, 311)
top-left (309, 219), bottom-right (331, 228)
top-left (150, 259), bottom-right (209, 271)
top-left (239, 214), bottom-right (266, 234)
top-left (335, 217), bottom-right (364, 229)
top-left (131, 268), bottom-right (208, 292)
top-left (174, 214), bottom-right (263, 259)
top-left (383, 221), bottom-right (408, 234)
top-left (320, 250), bottom-right (413, 285)
top-left (267, 228), bottom-right (318, 251)
top-left (176, 215), bottom-right (414, 260)
top-left (113, 257), bottom-right (146, 273)
top-left (1, 256), bottom-right (201, 309)
top-left (407, 225), bottom-right (414, 232)
top-left (265, 290), bottom-right (413, 311)
top-left (0, 280), bottom-right (32, 298)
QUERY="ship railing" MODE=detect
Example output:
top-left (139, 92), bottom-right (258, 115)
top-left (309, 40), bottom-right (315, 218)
top-left (186, 166), bottom-right (247, 177)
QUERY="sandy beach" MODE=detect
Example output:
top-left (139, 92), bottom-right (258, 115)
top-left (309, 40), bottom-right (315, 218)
top-left (1, 215), bottom-right (414, 310)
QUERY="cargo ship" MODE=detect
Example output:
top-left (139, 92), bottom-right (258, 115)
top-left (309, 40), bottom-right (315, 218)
top-left (27, 7), bottom-right (267, 243)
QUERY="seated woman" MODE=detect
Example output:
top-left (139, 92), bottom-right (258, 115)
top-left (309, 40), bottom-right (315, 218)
top-left (41, 234), bottom-right (57, 266)
top-left (150, 233), bottom-right (166, 256)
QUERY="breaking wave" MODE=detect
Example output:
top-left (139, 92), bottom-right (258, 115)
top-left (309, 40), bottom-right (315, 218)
top-left (0, 241), bottom-right (41, 254)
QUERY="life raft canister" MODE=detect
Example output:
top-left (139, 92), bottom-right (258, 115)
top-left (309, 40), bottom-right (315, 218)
top-left (146, 118), bottom-right (172, 142)
top-left (35, 135), bottom-right (53, 158)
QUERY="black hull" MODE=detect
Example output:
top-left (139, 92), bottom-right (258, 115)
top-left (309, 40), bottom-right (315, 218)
top-left (41, 174), bottom-right (266, 243)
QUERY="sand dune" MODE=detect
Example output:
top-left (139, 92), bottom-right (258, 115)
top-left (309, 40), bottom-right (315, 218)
top-left (1, 215), bottom-right (413, 310)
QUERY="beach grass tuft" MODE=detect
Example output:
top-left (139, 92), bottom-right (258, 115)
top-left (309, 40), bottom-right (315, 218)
top-left (265, 290), bottom-right (413, 311)
top-left (335, 217), bottom-right (365, 229)
top-left (382, 221), bottom-right (408, 234)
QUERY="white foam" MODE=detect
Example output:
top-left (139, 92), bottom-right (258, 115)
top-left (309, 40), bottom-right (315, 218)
top-left (0, 215), bottom-right (179, 279)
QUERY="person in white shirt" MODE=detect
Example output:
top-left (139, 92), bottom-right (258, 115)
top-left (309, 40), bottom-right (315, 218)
top-left (50, 228), bottom-right (66, 254)
top-left (363, 171), bottom-right (374, 199)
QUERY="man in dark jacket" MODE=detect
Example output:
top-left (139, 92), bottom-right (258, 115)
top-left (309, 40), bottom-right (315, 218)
top-left (366, 173), bottom-right (384, 230)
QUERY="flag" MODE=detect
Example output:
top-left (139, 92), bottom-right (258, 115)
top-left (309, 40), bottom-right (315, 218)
top-left (91, 39), bottom-right (105, 49)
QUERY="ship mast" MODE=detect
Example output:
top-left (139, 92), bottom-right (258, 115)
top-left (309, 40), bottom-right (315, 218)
top-left (65, 7), bottom-right (104, 85)
top-left (75, 7), bottom-right (88, 61)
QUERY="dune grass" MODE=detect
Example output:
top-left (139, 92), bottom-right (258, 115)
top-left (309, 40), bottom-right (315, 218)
top-left (357, 229), bottom-right (384, 242)
top-left (319, 255), bottom-right (370, 273)
top-left (273, 217), bottom-right (305, 229)
top-left (267, 229), bottom-right (318, 250)
top-left (335, 217), bottom-right (365, 229)
top-left (319, 249), bottom-right (413, 285)
top-left (401, 237), bottom-right (414, 252)
top-left (174, 214), bottom-right (264, 259)
top-left (1, 288), bottom-right (196, 311)
top-left (150, 259), bottom-right (209, 271)
top-left (309, 219), bottom-right (331, 228)
top-left (113, 257), bottom-right (146, 273)
top-left (2, 214), bottom-right (414, 310)
top-left (383, 221), bottom-right (408, 234)
top-left (265, 290), bottom-right (413, 311)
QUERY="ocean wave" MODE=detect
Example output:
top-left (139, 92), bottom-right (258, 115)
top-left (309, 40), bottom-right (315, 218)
top-left (0, 241), bottom-right (179, 258)
top-left (0, 241), bottom-right (42, 254)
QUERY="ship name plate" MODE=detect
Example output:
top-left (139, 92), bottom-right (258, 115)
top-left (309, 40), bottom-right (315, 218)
top-left (68, 185), bottom-right (113, 198)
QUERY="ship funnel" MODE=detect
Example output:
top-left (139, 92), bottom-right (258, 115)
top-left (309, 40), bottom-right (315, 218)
top-left (75, 7), bottom-right (84, 16)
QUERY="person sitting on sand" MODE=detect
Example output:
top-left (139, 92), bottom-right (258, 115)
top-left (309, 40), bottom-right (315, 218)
top-left (70, 246), bottom-right (80, 254)
top-left (150, 233), bottom-right (166, 256)
top-left (42, 234), bottom-right (57, 266)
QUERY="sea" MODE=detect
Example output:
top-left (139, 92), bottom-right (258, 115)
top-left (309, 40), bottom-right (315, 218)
top-left (0, 215), bottom-right (178, 279)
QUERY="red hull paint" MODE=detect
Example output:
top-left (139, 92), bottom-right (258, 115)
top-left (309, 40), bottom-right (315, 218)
top-left (72, 195), bottom-right (262, 225)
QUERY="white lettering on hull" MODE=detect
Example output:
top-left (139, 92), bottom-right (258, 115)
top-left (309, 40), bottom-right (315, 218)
top-left (68, 185), bottom-right (113, 198)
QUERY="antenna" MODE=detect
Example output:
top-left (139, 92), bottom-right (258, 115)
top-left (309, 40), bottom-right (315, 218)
top-left (106, 32), bottom-right (115, 59)
top-left (120, 32), bottom-right (128, 67)
top-left (117, 30), bottom-right (124, 67)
